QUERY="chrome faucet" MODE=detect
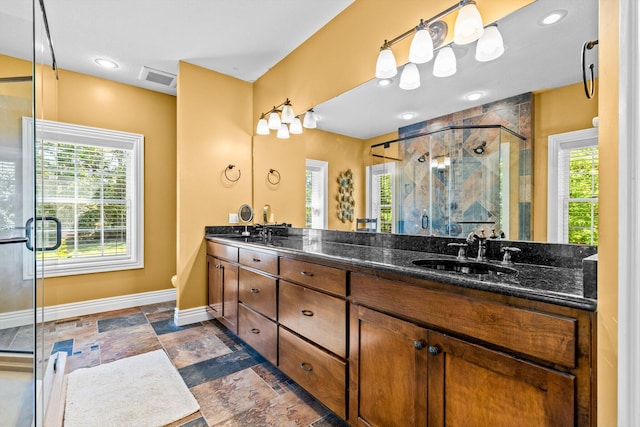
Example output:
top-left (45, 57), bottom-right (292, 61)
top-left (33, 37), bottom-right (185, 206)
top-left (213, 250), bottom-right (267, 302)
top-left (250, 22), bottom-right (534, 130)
top-left (466, 229), bottom-right (488, 262)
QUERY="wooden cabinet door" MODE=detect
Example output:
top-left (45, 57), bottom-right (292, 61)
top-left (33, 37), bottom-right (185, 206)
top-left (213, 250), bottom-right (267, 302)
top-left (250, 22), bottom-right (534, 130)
top-left (349, 304), bottom-right (428, 427)
top-left (219, 259), bottom-right (239, 334)
top-left (427, 330), bottom-right (575, 427)
top-left (207, 255), bottom-right (222, 316)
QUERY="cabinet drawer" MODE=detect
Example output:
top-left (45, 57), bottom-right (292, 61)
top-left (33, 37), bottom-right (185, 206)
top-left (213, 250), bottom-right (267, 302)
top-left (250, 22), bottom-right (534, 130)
top-left (206, 241), bottom-right (238, 262)
top-left (279, 327), bottom-right (346, 419)
top-left (351, 273), bottom-right (577, 368)
top-left (239, 248), bottom-right (278, 275)
top-left (238, 304), bottom-right (277, 365)
top-left (239, 268), bottom-right (277, 320)
top-left (280, 258), bottom-right (346, 296)
top-left (279, 280), bottom-right (346, 358)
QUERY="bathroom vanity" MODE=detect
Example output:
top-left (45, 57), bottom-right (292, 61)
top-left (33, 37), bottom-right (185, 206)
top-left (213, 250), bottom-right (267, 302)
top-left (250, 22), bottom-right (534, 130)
top-left (205, 227), bottom-right (596, 426)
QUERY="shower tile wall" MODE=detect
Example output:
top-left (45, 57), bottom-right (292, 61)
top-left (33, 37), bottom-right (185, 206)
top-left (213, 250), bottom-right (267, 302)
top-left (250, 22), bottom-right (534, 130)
top-left (398, 93), bottom-right (532, 240)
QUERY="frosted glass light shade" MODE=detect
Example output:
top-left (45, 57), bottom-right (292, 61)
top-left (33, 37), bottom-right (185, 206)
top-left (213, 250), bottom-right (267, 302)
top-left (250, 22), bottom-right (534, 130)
top-left (375, 48), bottom-right (398, 79)
top-left (399, 63), bottom-right (421, 90)
top-left (268, 111), bottom-right (281, 129)
top-left (433, 47), bottom-right (457, 77)
top-left (303, 110), bottom-right (317, 128)
top-left (277, 123), bottom-right (290, 139)
top-left (454, 2), bottom-right (484, 45)
top-left (281, 103), bottom-right (295, 123)
top-left (289, 117), bottom-right (303, 134)
top-left (256, 118), bottom-right (270, 135)
top-left (475, 25), bottom-right (504, 62)
top-left (409, 28), bottom-right (434, 64)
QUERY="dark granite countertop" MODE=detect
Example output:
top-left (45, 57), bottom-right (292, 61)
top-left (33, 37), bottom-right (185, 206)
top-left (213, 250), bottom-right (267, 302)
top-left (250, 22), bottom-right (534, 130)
top-left (205, 232), bottom-right (597, 312)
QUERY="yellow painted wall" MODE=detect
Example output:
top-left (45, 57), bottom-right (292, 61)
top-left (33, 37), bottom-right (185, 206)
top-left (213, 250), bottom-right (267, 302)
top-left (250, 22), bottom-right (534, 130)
top-left (35, 67), bottom-right (177, 306)
top-left (252, 133), bottom-right (306, 227)
top-left (597, 0), bottom-right (619, 424)
top-left (532, 81), bottom-right (599, 241)
top-left (305, 130), bottom-right (367, 230)
top-left (176, 62), bottom-right (253, 310)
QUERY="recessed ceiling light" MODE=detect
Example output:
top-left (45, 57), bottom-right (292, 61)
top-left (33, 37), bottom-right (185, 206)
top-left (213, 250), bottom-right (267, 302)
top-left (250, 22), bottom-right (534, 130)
top-left (540, 10), bottom-right (568, 26)
top-left (466, 91), bottom-right (483, 101)
top-left (401, 112), bottom-right (416, 120)
top-left (95, 58), bottom-right (119, 69)
top-left (377, 78), bottom-right (393, 87)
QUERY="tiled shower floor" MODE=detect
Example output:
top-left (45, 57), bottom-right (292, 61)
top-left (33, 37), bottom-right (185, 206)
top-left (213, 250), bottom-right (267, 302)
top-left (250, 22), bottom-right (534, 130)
top-left (2, 302), bottom-right (346, 426)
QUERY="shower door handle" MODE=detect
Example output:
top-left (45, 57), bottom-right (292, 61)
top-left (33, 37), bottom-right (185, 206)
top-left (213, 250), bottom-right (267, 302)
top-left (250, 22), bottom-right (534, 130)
top-left (25, 216), bottom-right (62, 252)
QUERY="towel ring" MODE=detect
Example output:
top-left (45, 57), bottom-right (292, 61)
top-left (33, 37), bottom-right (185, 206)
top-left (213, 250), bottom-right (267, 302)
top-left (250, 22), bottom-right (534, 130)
top-left (224, 164), bottom-right (241, 182)
top-left (267, 169), bottom-right (281, 185)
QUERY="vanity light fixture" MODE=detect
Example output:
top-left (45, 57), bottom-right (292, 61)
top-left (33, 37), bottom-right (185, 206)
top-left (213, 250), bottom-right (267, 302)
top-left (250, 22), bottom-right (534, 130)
top-left (256, 99), bottom-right (316, 138)
top-left (374, 1), bottom-right (505, 89)
top-left (431, 155), bottom-right (451, 169)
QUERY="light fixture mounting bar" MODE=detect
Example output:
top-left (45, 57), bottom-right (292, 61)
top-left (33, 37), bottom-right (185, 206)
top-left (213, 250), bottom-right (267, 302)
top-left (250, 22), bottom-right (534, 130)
top-left (380, 1), bottom-right (469, 49)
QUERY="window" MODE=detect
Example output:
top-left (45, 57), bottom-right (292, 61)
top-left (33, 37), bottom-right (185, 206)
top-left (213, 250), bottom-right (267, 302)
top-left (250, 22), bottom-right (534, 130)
top-left (547, 128), bottom-right (598, 245)
top-left (305, 159), bottom-right (328, 229)
top-left (22, 118), bottom-right (144, 277)
top-left (366, 162), bottom-right (396, 233)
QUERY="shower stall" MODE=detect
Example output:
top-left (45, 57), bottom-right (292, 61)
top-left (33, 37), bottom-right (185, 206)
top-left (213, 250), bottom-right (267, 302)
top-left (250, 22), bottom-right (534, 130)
top-left (368, 124), bottom-right (529, 240)
top-left (1, 1), bottom-right (63, 425)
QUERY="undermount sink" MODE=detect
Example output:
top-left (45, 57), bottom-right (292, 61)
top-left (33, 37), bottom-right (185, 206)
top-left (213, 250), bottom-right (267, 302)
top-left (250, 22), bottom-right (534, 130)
top-left (412, 259), bottom-right (517, 276)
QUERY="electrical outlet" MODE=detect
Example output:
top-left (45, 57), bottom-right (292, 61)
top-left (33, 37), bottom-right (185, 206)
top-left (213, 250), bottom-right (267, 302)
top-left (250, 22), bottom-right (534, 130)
top-left (228, 213), bottom-right (238, 224)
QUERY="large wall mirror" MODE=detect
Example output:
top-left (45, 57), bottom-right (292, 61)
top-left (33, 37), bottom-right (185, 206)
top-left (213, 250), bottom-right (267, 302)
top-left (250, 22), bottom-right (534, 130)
top-left (260, 0), bottom-right (598, 244)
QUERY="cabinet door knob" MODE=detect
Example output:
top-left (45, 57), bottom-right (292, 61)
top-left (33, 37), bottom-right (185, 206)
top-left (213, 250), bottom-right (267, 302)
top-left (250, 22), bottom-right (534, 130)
top-left (301, 309), bottom-right (314, 317)
top-left (250, 288), bottom-right (260, 293)
top-left (413, 340), bottom-right (426, 350)
top-left (215, 264), bottom-right (222, 269)
top-left (251, 328), bottom-right (260, 334)
top-left (252, 258), bottom-right (261, 262)
top-left (428, 345), bottom-right (441, 355)
top-left (299, 362), bottom-right (313, 372)
top-left (300, 271), bottom-right (314, 277)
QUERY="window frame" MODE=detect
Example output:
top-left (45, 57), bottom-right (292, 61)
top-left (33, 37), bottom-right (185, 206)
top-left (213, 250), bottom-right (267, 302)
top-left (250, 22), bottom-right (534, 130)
top-left (366, 162), bottom-right (396, 233)
top-left (547, 127), bottom-right (598, 243)
top-left (22, 117), bottom-right (144, 277)
top-left (305, 159), bottom-right (328, 229)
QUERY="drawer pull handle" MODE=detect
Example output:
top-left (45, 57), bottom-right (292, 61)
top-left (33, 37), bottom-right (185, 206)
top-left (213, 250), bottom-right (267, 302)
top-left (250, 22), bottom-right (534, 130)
top-left (253, 258), bottom-right (261, 262)
top-left (301, 309), bottom-right (314, 317)
top-left (215, 264), bottom-right (222, 269)
top-left (300, 271), bottom-right (314, 277)
top-left (251, 328), bottom-right (260, 334)
top-left (250, 288), bottom-right (260, 293)
top-left (299, 362), bottom-right (313, 372)
top-left (428, 345), bottom-right (441, 356)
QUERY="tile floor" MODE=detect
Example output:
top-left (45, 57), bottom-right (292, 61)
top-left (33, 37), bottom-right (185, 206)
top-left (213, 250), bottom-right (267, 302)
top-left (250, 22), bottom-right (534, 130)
top-left (2, 301), bottom-right (347, 426)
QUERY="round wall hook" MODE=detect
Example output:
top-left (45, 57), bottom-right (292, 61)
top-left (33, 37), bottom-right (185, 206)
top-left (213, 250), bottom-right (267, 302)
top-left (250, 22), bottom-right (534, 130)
top-left (224, 164), bottom-right (241, 182)
top-left (267, 168), bottom-right (281, 185)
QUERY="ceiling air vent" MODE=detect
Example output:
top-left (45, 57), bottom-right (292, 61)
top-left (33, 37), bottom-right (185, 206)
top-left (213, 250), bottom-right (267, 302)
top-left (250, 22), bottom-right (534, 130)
top-left (138, 66), bottom-right (176, 88)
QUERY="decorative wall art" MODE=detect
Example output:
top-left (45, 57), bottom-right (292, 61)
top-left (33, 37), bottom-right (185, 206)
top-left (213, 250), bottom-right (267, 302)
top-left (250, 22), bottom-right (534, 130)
top-left (336, 169), bottom-right (354, 223)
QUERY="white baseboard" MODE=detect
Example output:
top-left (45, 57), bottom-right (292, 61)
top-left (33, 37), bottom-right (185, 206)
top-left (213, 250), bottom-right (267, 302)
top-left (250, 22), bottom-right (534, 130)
top-left (0, 288), bottom-right (176, 329)
top-left (173, 305), bottom-right (215, 327)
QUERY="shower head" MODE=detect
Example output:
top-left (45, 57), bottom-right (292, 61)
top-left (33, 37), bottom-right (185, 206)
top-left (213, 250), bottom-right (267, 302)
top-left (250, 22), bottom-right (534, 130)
top-left (473, 141), bottom-right (487, 155)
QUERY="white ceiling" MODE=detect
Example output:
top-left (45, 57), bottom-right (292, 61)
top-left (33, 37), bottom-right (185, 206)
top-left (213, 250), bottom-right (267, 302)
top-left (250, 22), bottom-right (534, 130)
top-left (0, 0), bottom-right (598, 141)
top-left (315, 0), bottom-right (599, 139)
top-left (0, 0), bottom-right (354, 93)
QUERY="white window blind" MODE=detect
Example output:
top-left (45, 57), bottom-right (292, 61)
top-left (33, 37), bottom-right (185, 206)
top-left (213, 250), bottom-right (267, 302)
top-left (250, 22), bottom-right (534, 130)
top-left (305, 159), bottom-right (328, 229)
top-left (22, 118), bottom-right (144, 277)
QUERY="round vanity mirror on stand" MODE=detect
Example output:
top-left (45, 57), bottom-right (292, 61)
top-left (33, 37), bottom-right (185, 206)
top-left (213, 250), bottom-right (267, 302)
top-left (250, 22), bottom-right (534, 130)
top-left (239, 204), bottom-right (254, 236)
